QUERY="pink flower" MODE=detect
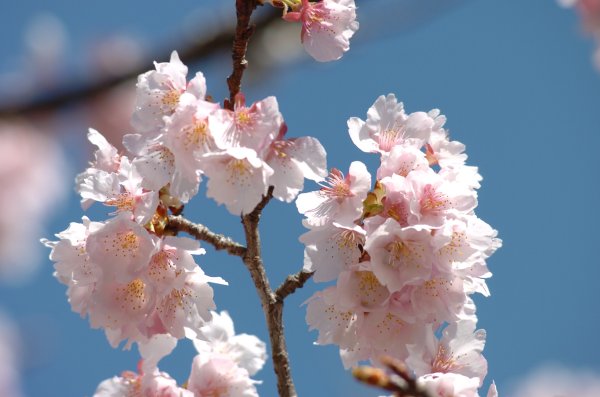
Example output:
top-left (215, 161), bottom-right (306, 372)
top-left (46, 216), bottom-right (224, 347)
top-left (79, 155), bottom-right (159, 225)
top-left (187, 354), bottom-right (260, 397)
top-left (364, 219), bottom-right (434, 292)
top-left (284, 0), bottom-right (359, 62)
top-left (210, 93), bottom-right (282, 153)
top-left (417, 372), bottom-right (481, 397)
top-left (305, 286), bottom-right (363, 349)
top-left (335, 267), bottom-right (390, 311)
top-left (202, 147), bottom-right (274, 215)
top-left (86, 213), bottom-right (157, 282)
top-left (377, 145), bottom-right (429, 179)
top-left (265, 123), bottom-right (328, 202)
top-left (296, 161), bottom-right (371, 227)
top-left (150, 267), bottom-right (225, 340)
top-left (162, 99), bottom-right (220, 202)
top-left (124, 134), bottom-right (177, 193)
top-left (193, 311), bottom-right (267, 376)
top-left (94, 335), bottom-right (192, 397)
top-left (299, 222), bottom-right (365, 282)
top-left (407, 320), bottom-right (488, 385)
top-left (132, 51), bottom-right (206, 136)
top-left (348, 94), bottom-right (435, 154)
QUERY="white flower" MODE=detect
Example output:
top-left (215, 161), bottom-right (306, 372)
top-left (284, 0), bottom-right (359, 62)
top-left (193, 311), bottom-right (267, 376)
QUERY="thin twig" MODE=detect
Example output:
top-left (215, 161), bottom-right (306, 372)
top-left (275, 270), bottom-right (314, 301)
top-left (353, 356), bottom-right (433, 397)
top-left (225, 0), bottom-right (261, 110)
top-left (239, 186), bottom-right (297, 397)
top-left (166, 215), bottom-right (246, 257)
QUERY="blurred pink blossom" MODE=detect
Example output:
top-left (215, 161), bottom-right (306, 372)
top-left (0, 120), bottom-right (68, 283)
top-left (510, 364), bottom-right (600, 397)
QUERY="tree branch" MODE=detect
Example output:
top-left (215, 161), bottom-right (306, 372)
top-left (275, 270), bottom-right (314, 301)
top-left (353, 356), bottom-right (434, 397)
top-left (166, 215), bottom-right (246, 257)
top-left (240, 186), bottom-right (297, 397)
top-left (225, 0), bottom-right (261, 110)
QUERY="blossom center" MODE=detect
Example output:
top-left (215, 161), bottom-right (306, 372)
top-left (105, 193), bottom-right (135, 212)
top-left (386, 239), bottom-right (425, 269)
top-left (184, 119), bottom-right (210, 148)
top-left (431, 345), bottom-right (461, 373)
top-left (117, 231), bottom-right (140, 252)
top-left (319, 169), bottom-right (352, 199)
top-left (235, 108), bottom-right (254, 129)
top-left (161, 89), bottom-right (181, 113)
top-left (420, 184), bottom-right (450, 212)
top-left (378, 124), bottom-right (404, 151)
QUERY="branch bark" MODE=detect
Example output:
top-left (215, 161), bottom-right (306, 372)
top-left (353, 356), bottom-right (434, 397)
top-left (166, 215), bottom-right (246, 257)
top-left (225, 0), bottom-right (261, 110)
top-left (239, 187), bottom-right (298, 397)
top-left (275, 270), bottom-right (314, 301)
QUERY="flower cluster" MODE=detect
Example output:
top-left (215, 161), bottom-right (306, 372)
top-left (561, 0), bottom-right (600, 69)
top-left (94, 311), bottom-right (267, 397)
top-left (268, 0), bottom-right (358, 62)
top-left (298, 94), bottom-right (500, 396)
top-left (43, 51), bottom-right (326, 349)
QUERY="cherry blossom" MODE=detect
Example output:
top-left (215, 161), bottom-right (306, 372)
top-left (417, 372), bottom-right (481, 397)
top-left (202, 147), bottom-right (274, 215)
top-left (187, 354), bottom-right (260, 397)
top-left (45, 215), bottom-right (225, 347)
top-left (210, 93), bottom-right (282, 153)
top-left (265, 123), bottom-right (328, 202)
top-left (94, 334), bottom-right (192, 397)
top-left (85, 213), bottom-right (157, 282)
top-left (348, 94), bottom-right (436, 154)
top-left (299, 95), bottom-right (499, 394)
top-left (193, 311), bottom-right (267, 376)
top-left (407, 320), bottom-right (488, 384)
top-left (283, 0), bottom-right (359, 62)
top-left (299, 222), bottom-right (365, 282)
top-left (131, 51), bottom-right (206, 136)
top-left (163, 99), bottom-right (219, 201)
top-left (296, 161), bottom-right (371, 226)
top-left (364, 219), bottom-right (434, 292)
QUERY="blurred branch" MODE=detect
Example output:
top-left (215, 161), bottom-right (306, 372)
top-left (0, 7), bottom-right (280, 118)
top-left (0, 0), bottom-right (471, 119)
top-left (353, 356), bottom-right (433, 397)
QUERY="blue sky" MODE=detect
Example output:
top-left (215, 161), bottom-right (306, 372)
top-left (1, 0), bottom-right (599, 396)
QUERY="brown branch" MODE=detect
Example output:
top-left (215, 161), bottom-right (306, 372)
top-left (225, 0), bottom-right (261, 110)
top-left (240, 186), bottom-right (297, 397)
top-left (353, 356), bottom-right (434, 397)
top-left (166, 215), bottom-right (246, 257)
top-left (275, 270), bottom-right (314, 301)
